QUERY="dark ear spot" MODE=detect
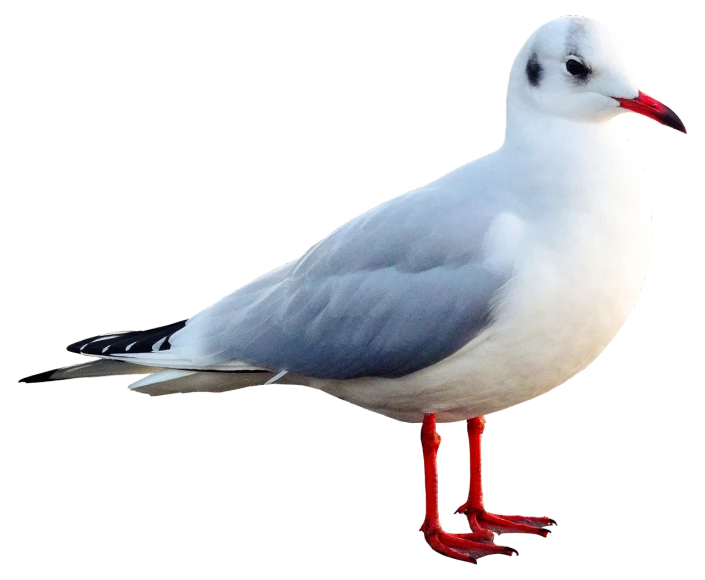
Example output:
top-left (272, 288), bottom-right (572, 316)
top-left (525, 52), bottom-right (542, 87)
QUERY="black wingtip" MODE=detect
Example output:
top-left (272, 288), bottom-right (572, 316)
top-left (19, 369), bottom-right (63, 384)
top-left (67, 338), bottom-right (90, 354)
top-left (66, 320), bottom-right (187, 356)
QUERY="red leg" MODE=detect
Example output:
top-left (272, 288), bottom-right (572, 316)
top-left (420, 413), bottom-right (517, 564)
top-left (455, 417), bottom-right (556, 536)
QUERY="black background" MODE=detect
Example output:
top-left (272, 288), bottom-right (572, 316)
top-left (0, 7), bottom-right (702, 574)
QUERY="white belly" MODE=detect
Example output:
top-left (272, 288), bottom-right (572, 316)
top-left (312, 163), bottom-right (651, 423)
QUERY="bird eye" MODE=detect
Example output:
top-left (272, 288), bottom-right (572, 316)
top-left (566, 58), bottom-right (590, 79)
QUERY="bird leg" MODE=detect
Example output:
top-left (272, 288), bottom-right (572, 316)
top-left (455, 416), bottom-right (556, 536)
top-left (420, 413), bottom-right (517, 564)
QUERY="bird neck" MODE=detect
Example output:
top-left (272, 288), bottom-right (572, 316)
top-left (503, 99), bottom-right (613, 158)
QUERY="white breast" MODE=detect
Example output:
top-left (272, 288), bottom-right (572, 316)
top-left (313, 131), bottom-right (652, 423)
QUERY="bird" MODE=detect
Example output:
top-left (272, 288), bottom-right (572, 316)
top-left (21, 16), bottom-right (686, 564)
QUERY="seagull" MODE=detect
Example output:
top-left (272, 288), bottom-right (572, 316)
top-left (21, 16), bottom-right (685, 564)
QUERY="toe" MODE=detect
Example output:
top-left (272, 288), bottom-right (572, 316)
top-left (425, 533), bottom-right (478, 563)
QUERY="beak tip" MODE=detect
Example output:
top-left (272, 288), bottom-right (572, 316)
top-left (664, 109), bottom-right (687, 134)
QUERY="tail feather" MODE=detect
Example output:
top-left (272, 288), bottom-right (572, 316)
top-left (129, 369), bottom-right (276, 396)
top-left (22, 319), bottom-right (278, 389)
top-left (20, 359), bottom-right (281, 395)
top-left (20, 359), bottom-right (162, 383)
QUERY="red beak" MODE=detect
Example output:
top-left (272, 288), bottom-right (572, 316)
top-left (616, 91), bottom-right (686, 133)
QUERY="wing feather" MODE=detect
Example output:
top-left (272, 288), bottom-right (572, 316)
top-left (169, 159), bottom-right (513, 379)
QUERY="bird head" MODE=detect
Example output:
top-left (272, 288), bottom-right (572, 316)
top-left (508, 16), bottom-right (686, 133)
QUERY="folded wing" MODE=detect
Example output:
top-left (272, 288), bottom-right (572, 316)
top-left (168, 162), bottom-right (512, 380)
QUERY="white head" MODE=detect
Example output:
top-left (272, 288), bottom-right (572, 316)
top-left (507, 17), bottom-right (685, 133)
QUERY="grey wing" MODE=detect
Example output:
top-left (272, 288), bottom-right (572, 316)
top-left (169, 161), bottom-right (512, 379)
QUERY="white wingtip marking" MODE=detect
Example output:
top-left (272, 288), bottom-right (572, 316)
top-left (125, 342), bottom-right (137, 351)
top-left (102, 345), bottom-right (110, 353)
top-left (129, 369), bottom-right (196, 390)
top-left (265, 370), bottom-right (288, 385)
top-left (152, 337), bottom-right (167, 352)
